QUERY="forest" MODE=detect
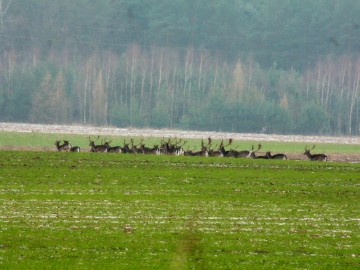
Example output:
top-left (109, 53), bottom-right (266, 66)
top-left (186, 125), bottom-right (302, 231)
top-left (0, 0), bottom-right (360, 135)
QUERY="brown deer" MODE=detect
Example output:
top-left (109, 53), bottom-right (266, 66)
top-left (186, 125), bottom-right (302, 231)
top-left (103, 138), bottom-right (122, 153)
top-left (218, 139), bottom-right (233, 157)
top-left (304, 145), bottom-right (327, 161)
top-left (139, 143), bottom-right (160, 155)
top-left (265, 151), bottom-right (287, 160)
top-left (121, 139), bottom-right (131, 153)
top-left (218, 139), bottom-right (251, 158)
top-left (89, 136), bottom-right (108, 152)
top-left (64, 140), bottom-right (81, 152)
top-left (129, 139), bottom-right (144, 154)
top-left (184, 139), bottom-right (210, 156)
top-left (249, 144), bottom-right (267, 159)
top-left (160, 137), bottom-right (186, 155)
top-left (206, 138), bottom-right (222, 157)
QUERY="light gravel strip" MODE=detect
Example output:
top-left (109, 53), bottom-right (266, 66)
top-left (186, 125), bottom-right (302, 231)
top-left (1, 122), bottom-right (360, 144)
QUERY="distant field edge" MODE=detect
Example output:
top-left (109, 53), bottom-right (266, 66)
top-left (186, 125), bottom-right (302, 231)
top-left (1, 122), bottom-right (360, 144)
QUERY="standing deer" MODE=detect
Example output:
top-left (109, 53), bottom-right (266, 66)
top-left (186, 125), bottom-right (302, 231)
top-left (265, 151), bottom-right (287, 160)
top-left (89, 136), bottom-right (108, 152)
top-left (304, 145), bottom-right (327, 161)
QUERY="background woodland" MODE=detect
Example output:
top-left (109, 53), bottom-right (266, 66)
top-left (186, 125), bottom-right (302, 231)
top-left (1, 0), bottom-right (360, 135)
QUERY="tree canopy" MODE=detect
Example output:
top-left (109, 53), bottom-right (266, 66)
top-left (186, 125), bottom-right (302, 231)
top-left (1, 0), bottom-right (360, 135)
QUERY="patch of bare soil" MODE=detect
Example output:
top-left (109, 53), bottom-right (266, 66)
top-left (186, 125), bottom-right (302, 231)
top-left (1, 122), bottom-right (360, 162)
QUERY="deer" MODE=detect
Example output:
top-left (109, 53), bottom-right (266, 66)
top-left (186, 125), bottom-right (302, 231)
top-left (218, 139), bottom-right (250, 158)
top-left (70, 146), bottom-right (81, 152)
top-left (304, 145), bottom-right (327, 161)
top-left (218, 139), bottom-right (233, 157)
top-left (54, 140), bottom-right (71, 152)
top-left (129, 139), bottom-right (144, 154)
top-left (160, 137), bottom-right (185, 155)
top-left (121, 139), bottom-right (131, 153)
top-left (102, 138), bottom-right (121, 153)
top-left (206, 138), bottom-right (222, 157)
top-left (184, 139), bottom-right (209, 157)
top-left (265, 151), bottom-right (287, 160)
top-left (88, 136), bottom-right (108, 152)
top-left (249, 144), bottom-right (268, 159)
top-left (139, 143), bottom-right (160, 155)
top-left (63, 140), bottom-right (81, 152)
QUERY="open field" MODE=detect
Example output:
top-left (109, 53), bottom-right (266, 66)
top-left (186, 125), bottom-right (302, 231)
top-left (0, 150), bottom-right (359, 269)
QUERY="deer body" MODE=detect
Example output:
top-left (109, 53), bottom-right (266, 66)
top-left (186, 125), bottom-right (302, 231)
top-left (249, 144), bottom-right (268, 159)
top-left (265, 152), bottom-right (287, 160)
top-left (89, 136), bottom-right (108, 152)
top-left (70, 146), bottom-right (81, 152)
top-left (304, 145), bottom-right (327, 161)
top-left (103, 141), bottom-right (121, 153)
top-left (140, 144), bottom-right (159, 154)
top-left (55, 140), bottom-right (71, 152)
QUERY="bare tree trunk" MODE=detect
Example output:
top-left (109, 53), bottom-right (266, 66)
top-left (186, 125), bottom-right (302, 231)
top-left (348, 60), bottom-right (360, 134)
top-left (148, 48), bottom-right (155, 125)
top-left (130, 45), bottom-right (137, 125)
top-left (104, 56), bottom-right (112, 126)
top-left (213, 54), bottom-right (219, 93)
top-left (170, 64), bottom-right (177, 127)
top-left (140, 53), bottom-right (147, 115)
top-left (4, 49), bottom-right (15, 97)
top-left (83, 62), bottom-right (89, 124)
top-left (0, 0), bottom-right (13, 33)
top-left (157, 51), bottom-right (163, 100)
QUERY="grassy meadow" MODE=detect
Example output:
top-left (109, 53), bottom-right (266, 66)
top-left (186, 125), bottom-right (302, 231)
top-left (1, 130), bottom-right (360, 154)
top-left (0, 131), bottom-right (359, 269)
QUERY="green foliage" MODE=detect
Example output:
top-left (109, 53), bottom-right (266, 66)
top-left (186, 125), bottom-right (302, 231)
top-left (297, 103), bottom-right (330, 134)
top-left (1, 1), bottom-right (360, 135)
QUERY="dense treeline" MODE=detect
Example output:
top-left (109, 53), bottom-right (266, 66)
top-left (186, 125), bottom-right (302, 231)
top-left (0, 0), bottom-right (360, 135)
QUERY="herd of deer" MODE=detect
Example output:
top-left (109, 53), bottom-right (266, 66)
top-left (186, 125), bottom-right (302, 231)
top-left (54, 137), bottom-right (328, 161)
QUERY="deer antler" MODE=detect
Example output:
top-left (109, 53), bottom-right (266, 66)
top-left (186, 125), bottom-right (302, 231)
top-left (220, 139), bottom-right (224, 147)
top-left (223, 138), bottom-right (233, 147)
top-left (205, 137), bottom-right (212, 147)
top-left (180, 140), bottom-right (187, 147)
top-left (256, 143), bottom-right (262, 152)
top-left (209, 144), bottom-right (218, 151)
top-left (305, 144), bottom-right (315, 151)
top-left (137, 139), bottom-right (144, 146)
top-left (104, 137), bottom-right (112, 145)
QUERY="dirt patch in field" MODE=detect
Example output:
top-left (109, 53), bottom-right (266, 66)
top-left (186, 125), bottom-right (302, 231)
top-left (1, 122), bottom-right (360, 162)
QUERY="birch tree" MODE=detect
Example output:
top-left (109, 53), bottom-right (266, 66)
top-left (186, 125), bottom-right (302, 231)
top-left (0, 0), bottom-right (12, 33)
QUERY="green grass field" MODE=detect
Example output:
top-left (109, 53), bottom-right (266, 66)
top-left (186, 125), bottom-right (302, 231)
top-left (1, 148), bottom-right (359, 269)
